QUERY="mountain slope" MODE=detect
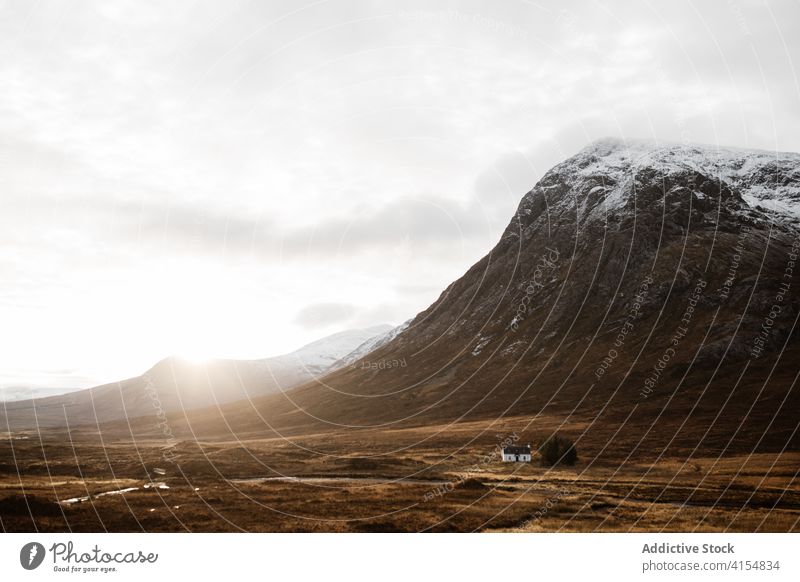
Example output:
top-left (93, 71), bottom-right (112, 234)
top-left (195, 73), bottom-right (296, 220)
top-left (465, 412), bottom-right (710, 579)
top-left (330, 320), bottom-right (412, 370)
top-left (0, 386), bottom-right (84, 403)
top-left (175, 139), bottom-right (800, 458)
top-left (1, 325), bottom-right (390, 430)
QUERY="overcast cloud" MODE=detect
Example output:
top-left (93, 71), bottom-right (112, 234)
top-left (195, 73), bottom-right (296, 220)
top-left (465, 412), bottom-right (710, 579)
top-left (1, 0), bottom-right (799, 389)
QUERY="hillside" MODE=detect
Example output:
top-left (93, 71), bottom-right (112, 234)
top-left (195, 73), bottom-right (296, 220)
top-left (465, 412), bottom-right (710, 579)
top-left (1, 326), bottom-right (390, 430)
top-left (167, 139), bottom-right (800, 459)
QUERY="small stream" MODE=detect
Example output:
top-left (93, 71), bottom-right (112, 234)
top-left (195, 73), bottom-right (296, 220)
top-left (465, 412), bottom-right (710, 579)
top-left (59, 482), bottom-right (169, 505)
top-left (58, 476), bottom-right (452, 505)
top-left (59, 487), bottom-right (140, 505)
top-left (229, 476), bottom-right (449, 486)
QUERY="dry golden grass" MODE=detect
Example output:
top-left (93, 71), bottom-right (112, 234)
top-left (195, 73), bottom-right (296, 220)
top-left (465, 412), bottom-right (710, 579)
top-left (1, 418), bottom-right (797, 532)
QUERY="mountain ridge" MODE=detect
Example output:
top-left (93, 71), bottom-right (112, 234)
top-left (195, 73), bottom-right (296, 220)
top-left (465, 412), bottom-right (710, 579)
top-left (1, 325), bottom-right (392, 429)
top-left (159, 139), bottom-right (800, 459)
top-left (5, 139), bottom-right (799, 461)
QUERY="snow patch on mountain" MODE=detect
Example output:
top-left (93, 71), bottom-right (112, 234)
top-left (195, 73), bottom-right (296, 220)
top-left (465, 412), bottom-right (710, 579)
top-left (471, 335), bottom-right (492, 356)
top-left (262, 325), bottom-right (393, 377)
top-left (332, 320), bottom-right (412, 369)
top-left (517, 138), bottom-right (800, 225)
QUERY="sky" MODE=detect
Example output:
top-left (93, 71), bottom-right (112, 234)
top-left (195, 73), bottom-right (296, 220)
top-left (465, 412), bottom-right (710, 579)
top-left (1, 0), bottom-right (799, 392)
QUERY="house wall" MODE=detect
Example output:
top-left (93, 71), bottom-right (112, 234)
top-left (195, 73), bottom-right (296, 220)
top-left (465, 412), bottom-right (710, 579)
top-left (502, 453), bottom-right (531, 462)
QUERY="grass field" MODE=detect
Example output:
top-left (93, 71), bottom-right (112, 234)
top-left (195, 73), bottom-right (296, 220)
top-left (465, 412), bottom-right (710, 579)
top-left (2, 418), bottom-right (798, 532)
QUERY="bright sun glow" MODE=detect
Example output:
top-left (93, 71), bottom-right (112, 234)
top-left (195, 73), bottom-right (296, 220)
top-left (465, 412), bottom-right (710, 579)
top-left (0, 239), bottom-right (451, 389)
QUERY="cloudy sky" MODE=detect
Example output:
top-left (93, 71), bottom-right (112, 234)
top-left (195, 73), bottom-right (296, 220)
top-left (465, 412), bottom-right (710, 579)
top-left (1, 0), bottom-right (799, 391)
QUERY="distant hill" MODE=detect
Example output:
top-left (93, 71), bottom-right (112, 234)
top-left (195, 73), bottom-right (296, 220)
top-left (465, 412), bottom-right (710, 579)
top-left (0, 325), bottom-right (390, 430)
top-left (0, 386), bottom-right (84, 403)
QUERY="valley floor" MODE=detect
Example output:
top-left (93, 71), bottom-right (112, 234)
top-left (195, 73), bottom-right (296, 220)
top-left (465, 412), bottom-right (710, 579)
top-left (1, 420), bottom-right (798, 532)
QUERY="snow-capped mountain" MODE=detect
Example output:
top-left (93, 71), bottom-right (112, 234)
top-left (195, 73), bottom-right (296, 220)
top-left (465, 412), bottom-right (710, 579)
top-left (8, 139), bottom-right (799, 459)
top-left (197, 139), bottom-right (799, 457)
top-left (510, 138), bottom-right (800, 228)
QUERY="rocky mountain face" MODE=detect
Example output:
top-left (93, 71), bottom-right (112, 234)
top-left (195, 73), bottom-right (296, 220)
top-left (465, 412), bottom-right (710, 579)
top-left (184, 139), bottom-right (800, 458)
top-left (1, 326), bottom-right (390, 430)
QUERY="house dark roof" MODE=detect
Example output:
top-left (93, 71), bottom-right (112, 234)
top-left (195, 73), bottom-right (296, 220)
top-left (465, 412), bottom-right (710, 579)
top-left (502, 445), bottom-right (531, 455)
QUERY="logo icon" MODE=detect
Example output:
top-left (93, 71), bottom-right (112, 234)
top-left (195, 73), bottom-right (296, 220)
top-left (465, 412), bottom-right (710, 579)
top-left (20, 542), bottom-right (46, 570)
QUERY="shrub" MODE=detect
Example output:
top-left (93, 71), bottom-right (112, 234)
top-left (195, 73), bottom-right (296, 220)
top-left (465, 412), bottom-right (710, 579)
top-left (456, 477), bottom-right (488, 490)
top-left (538, 433), bottom-right (578, 467)
top-left (0, 494), bottom-right (63, 517)
top-left (348, 457), bottom-right (379, 471)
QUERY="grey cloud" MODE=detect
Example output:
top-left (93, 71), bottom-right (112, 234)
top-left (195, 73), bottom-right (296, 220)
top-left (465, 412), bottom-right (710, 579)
top-left (474, 151), bottom-right (543, 203)
top-left (294, 302), bottom-right (356, 329)
top-left (2, 189), bottom-right (501, 265)
top-left (121, 193), bottom-right (499, 260)
top-left (281, 196), bottom-right (494, 256)
top-left (2, 0), bottom-right (800, 389)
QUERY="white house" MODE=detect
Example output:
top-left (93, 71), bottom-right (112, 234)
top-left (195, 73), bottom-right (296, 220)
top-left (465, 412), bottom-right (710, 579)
top-left (502, 445), bottom-right (532, 462)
